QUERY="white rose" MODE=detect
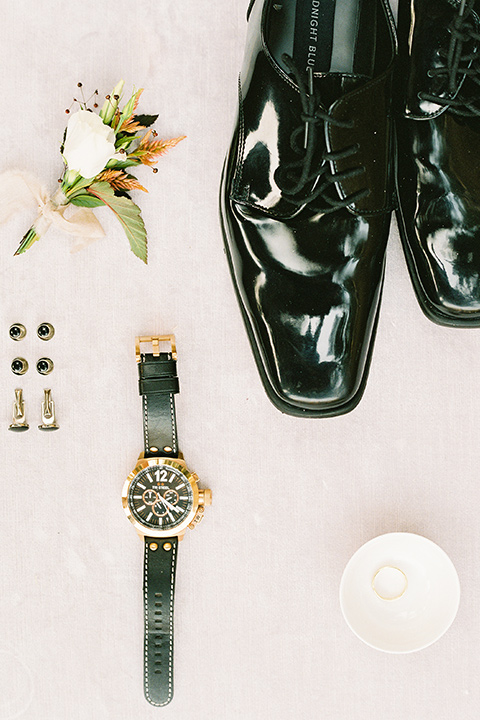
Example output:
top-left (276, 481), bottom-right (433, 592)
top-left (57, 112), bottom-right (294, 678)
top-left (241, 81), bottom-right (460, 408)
top-left (63, 109), bottom-right (122, 179)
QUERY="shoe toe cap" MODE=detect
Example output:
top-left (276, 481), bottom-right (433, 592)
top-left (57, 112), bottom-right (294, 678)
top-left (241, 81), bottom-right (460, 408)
top-left (245, 273), bottom-right (377, 416)
top-left (419, 226), bottom-right (480, 325)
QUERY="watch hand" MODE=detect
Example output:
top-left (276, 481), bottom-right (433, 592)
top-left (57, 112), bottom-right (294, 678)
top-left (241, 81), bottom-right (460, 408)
top-left (161, 505), bottom-right (175, 522)
top-left (161, 496), bottom-right (181, 513)
top-left (156, 495), bottom-right (177, 521)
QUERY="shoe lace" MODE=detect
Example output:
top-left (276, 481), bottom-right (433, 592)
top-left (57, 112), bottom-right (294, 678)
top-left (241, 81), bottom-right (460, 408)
top-left (274, 54), bottom-right (369, 213)
top-left (418, 0), bottom-right (480, 116)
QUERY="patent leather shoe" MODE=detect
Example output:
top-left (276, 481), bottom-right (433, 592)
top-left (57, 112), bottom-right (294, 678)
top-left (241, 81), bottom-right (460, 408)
top-left (396, 0), bottom-right (480, 326)
top-left (220, 0), bottom-right (397, 416)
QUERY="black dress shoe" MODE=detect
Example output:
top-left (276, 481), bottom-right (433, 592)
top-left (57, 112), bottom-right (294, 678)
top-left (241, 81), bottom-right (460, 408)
top-left (220, 0), bottom-right (397, 416)
top-left (397, 0), bottom-right (480, 326)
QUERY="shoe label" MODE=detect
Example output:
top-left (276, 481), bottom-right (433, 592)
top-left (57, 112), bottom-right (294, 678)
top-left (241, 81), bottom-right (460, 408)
top-left (294, 0), bottom-right (336, 74)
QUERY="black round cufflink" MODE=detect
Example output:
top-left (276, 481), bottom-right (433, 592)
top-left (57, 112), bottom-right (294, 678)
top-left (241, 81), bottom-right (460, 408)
top-left (11, 357), bottom-right (28, 375)
top-left (36, 358), bottom-right (54, 375)
top-left (37, 323), bottom-right (55, 340)
top-left (9, 324), bottom-right (26, 341)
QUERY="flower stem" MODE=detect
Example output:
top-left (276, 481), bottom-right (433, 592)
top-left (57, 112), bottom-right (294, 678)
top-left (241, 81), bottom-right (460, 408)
top-left (14, 226), bottom-right (42, 256)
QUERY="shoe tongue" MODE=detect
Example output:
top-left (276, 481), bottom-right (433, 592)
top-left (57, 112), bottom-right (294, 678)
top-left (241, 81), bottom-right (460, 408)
top-left (312, 73), bottom-right (369, 108)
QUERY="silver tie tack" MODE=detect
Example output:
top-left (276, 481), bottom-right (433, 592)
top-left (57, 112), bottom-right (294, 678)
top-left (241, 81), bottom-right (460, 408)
top-left (38, 389), bottom-right (59, 431)
top-left (8, 389), bottom-right (29, 432)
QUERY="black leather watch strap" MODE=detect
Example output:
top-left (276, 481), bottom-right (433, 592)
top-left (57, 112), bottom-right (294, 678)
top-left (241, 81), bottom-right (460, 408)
top-left (138, 352), bottom-right (179, 458)
top-left (143, 536), bottom-right (178, 707)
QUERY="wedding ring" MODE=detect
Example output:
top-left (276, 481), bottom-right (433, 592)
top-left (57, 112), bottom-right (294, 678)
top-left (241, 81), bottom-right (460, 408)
top-left (372, 566), bottom-right (408, 601)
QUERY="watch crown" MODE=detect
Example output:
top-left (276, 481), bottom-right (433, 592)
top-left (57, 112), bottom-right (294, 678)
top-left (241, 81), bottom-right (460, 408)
top-left (198, 488), bottom-right (212, 507)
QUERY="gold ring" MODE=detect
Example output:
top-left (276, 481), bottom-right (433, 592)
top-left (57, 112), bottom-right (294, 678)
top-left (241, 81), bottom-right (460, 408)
top-left (372, 565), bottom-right (408, 601)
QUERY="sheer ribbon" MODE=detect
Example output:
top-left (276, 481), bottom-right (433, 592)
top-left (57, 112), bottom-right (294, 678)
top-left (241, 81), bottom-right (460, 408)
top-left (0, 170), bottom-right (105, 252)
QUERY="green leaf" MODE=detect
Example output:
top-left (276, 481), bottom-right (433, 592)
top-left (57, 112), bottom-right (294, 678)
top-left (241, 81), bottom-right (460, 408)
top-left (106, 158), bottom-right (141, 170)
top-left (64, 174), bottom-right (93, 196)
top-left (133, 114), bottom-right (158, 127)
top-left (69, 194), bottom-right (105, 208)
top-left (115, 134), bottom-right (138, 150)
top-left (87, 181), bottom-right (147, 263)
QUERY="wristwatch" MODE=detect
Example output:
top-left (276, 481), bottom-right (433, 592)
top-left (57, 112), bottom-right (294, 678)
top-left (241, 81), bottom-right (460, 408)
top-left (122, 335), bottom-right (212, 707)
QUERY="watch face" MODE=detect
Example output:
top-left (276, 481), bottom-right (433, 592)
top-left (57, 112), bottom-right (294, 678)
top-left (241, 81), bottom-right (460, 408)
top-left (127, 464), bottom-right (194, 531)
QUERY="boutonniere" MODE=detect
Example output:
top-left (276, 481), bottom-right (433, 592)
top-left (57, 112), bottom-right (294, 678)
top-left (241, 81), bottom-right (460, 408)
top-left (0, 81), bottom-right (184, 263)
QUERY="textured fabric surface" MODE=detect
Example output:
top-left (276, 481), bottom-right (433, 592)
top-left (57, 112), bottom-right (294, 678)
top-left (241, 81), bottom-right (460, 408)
top-left (1, 1), bottom-right (479, 718)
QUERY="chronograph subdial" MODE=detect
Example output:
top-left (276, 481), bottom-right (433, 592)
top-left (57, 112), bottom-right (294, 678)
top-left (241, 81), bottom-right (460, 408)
top-left (164, 489), bottom-right (179, 505)
top-left (152, 500), bottom-right (168, 517)
top-left (143, 489), bottom-right (158, 506)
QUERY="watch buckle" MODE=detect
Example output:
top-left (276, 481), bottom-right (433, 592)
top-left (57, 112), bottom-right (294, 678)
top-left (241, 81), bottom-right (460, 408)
top-left (135, 335), bottom-right (177, 362)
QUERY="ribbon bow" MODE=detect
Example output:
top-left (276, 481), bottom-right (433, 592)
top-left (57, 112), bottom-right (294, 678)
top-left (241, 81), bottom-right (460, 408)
top-left (0, 170), bottom-right (105, 253)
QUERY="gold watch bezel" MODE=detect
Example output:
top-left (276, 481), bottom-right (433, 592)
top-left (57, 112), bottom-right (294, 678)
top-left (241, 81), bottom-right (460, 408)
top-left (122, 456), bottom-right (199, 538)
